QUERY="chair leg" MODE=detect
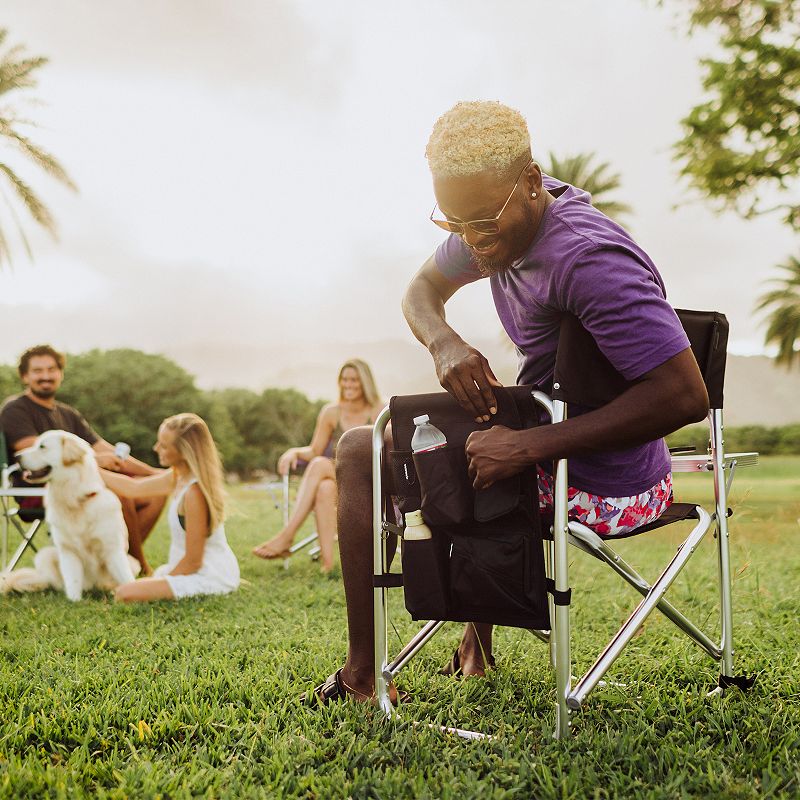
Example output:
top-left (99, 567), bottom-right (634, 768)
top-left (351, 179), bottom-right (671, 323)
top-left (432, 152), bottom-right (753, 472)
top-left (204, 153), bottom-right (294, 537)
top-left (384, 620), bottom-right (447, 681)
top-left (567, 507), bottom-right (713, 709)
top-left (3, 519), bottom-right (43, 573)
top-left (372, 408), bottom-right (396, 718)
top-left (568, 522), bottom-right (722, 661)
top-left (551, 445), bottom-right (572, 739)
top-left (711, 410), bottom-right (735, 678)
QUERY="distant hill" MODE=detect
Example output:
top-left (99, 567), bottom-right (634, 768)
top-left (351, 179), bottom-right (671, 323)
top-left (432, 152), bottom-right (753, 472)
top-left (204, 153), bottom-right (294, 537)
top-left (165, 339), bottom-right (800, 427)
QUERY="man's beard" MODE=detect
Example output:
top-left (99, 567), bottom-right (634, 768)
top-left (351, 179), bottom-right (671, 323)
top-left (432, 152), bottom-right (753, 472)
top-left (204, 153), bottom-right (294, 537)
top-left (30, 385), bottom-right (57, 399)
top-left (473, 201), bottom-right (536, 277)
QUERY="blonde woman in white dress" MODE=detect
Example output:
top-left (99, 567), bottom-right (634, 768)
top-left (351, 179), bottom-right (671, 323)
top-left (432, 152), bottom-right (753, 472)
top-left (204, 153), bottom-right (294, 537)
top-left (103, 413), bottom-right (239, 602)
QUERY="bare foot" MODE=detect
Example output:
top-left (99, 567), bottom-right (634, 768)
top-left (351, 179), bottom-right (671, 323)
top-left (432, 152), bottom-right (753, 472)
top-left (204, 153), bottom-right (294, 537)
top-left (439, 647), bottom-right (495, 678)
top-left (338, 666), bottom-right (406, 705)
top-left (252, 534), bottom-right (293, 559)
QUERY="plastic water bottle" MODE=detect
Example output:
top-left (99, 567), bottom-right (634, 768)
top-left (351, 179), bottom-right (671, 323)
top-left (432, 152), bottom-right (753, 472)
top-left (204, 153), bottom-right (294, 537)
top-left (114, 442), bottom-right (131, 461)
top-left (403, 509), bottom-right (433, 541)
top-left (411, 415), bottom-right (447, 453)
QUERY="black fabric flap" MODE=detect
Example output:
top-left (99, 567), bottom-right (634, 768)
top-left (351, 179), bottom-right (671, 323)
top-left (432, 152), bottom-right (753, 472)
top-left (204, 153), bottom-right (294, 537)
top-left (390, 385), bottom-right (538, 453)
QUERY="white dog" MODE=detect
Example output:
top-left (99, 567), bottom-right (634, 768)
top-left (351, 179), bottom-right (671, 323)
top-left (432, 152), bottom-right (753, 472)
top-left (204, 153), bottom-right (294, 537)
top-left (0, 430), bottom-right (140, 601)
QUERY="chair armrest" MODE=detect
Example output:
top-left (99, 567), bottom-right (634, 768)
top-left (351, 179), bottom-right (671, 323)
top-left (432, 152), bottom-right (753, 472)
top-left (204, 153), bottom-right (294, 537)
top-left (670, 452), bottom-right (759, 472)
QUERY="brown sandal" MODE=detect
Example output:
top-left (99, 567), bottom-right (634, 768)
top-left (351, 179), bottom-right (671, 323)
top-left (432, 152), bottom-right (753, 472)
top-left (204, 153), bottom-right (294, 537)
top-left (302, 669), bottom-right (410, 706)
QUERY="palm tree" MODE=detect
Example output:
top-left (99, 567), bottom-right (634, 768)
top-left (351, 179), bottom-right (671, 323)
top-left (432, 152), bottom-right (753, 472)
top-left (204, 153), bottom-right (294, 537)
top-left (755, 255), bottom-right (800, 369)
top-left (0, 28), bottom-right (75, 267)
top-left (542, 152), bottom-right (632, 225)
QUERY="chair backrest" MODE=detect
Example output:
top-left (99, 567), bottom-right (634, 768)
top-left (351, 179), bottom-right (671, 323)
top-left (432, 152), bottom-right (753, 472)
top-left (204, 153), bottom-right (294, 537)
top-left (553, 309), bottom-right (728, 410)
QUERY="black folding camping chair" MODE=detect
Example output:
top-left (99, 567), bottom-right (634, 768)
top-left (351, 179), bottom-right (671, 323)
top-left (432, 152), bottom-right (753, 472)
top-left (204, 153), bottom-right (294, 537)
top-left (370, 309), bottom-right (757, 739)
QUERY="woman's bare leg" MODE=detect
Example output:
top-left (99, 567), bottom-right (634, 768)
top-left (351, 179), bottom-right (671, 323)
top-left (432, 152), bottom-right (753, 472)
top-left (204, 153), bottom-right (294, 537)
top-left (253, 456), bottom-right (335, 558)
top-left (114, 578), bottom-right (175, 603)
top-left (313, 477), bottom-right (338, 573)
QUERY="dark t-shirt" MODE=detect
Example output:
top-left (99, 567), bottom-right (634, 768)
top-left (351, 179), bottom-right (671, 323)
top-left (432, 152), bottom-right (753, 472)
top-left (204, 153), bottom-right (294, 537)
top-left (0, 394), bottom-right (99, 487)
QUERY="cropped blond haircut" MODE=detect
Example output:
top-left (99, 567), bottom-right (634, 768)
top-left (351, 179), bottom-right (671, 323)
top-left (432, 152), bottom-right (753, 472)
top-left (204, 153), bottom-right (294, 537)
top-left (162, 413), bottom-right (226, 532)
top-left (426, 101), bottom-right (531, 179)
top-left (338, 359), bottom-right (380, 407)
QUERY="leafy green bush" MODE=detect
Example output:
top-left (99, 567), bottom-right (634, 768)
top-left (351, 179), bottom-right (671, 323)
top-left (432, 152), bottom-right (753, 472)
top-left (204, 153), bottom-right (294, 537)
top-left (667, 423), bottom-right (800, 455)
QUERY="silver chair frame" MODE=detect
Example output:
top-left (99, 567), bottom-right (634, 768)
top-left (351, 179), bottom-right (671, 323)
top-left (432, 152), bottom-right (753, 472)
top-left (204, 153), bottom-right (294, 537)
top-left (371, 395), bottom-right (757, 739)
top-left (264, 473), bottom-right (322, 569)
top-left (1, 460), bottom-right (47, 573)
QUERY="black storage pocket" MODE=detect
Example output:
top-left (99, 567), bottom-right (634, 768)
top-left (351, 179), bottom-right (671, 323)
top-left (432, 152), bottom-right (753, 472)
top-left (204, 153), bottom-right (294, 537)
top-left (413, 445), bottom-right (474, 527)
top-left (474, 475), bottom-right (521, 522)
top-left (401, 535), bottom-right (450, 621)
top-left (447, 517), bottom-right (549, 629)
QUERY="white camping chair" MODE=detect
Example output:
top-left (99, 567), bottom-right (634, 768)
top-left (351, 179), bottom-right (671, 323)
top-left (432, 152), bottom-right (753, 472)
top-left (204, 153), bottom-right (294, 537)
top-left (370, 309), bottom-right (757, 739)
top-left (1, 431), bottom-right (47, 573)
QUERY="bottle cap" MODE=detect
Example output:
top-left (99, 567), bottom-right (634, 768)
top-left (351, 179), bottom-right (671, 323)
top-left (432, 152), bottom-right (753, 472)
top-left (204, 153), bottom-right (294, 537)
top-left (412, 414), bottom-right (429, 425)
top-left (404, 510), bottom-right (424, 525)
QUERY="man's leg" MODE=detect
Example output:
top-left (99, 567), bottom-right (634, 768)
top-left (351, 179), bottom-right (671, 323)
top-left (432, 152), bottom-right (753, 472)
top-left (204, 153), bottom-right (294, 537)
top-left (120, 495), bottom-right (165, 576)
top-left (335, 425), bottom-right (397, 699)
top-left (448, 623), bottom-right (494, 677)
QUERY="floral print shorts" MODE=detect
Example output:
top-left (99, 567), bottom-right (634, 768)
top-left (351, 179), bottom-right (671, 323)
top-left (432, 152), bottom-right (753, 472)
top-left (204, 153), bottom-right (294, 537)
top-left (537, 466), bottom-right (673, 537)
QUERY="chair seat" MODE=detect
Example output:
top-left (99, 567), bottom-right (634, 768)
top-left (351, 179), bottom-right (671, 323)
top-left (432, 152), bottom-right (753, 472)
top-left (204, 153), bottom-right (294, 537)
top-left (601, 502), bottom-right (700, 540)
top-left (17, 506), bottom-right (45, 523)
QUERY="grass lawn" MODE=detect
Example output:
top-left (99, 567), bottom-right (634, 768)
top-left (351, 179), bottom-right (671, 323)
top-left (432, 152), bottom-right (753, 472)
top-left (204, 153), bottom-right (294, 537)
top-left (1, 457), bottom-right (799, 799)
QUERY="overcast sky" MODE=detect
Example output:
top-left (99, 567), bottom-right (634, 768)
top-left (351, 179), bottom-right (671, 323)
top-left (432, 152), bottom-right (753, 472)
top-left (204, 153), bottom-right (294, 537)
top-left (0, 0), bottom-right (795, 388)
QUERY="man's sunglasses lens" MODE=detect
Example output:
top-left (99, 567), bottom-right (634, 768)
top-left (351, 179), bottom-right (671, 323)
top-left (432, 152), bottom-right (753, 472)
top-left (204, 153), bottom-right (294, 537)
top-left (469, 221), bottom-right (499, 235)
top-left (432, 218), bottom-right (499, 235)
top-left (432, 219), bottom-right (462, 233)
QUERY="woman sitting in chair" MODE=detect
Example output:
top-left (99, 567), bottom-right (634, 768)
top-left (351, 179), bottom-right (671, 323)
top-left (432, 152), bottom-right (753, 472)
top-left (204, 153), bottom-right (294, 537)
top-left (103, 413), bottom-right (239, 602)
top-left (252, 359), bottom-right (383, 574)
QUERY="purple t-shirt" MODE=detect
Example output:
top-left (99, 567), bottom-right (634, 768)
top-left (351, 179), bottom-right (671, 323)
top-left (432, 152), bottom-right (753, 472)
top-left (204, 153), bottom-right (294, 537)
top-left (434, 175), bottom-right (690, 497)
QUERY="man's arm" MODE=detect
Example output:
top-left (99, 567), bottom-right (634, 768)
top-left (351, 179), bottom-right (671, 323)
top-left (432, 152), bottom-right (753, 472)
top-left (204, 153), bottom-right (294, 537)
top-left (93, 440), bottom-right (159, 476)
top-left (465, 347), bottom-right (709, 489)
top-left (403, 254), bottom-right (501, 422)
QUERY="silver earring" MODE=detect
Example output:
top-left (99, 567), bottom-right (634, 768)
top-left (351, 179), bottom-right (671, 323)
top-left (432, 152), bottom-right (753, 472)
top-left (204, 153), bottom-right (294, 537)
top-left (531, 191), bottom-right (538, 198)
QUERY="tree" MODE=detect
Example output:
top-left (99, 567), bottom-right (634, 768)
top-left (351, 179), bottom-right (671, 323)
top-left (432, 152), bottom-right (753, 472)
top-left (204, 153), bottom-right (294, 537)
top-left (209, 387), bottom-right (324, 476)
top-left (670, 1), bottom-right (800, 366)
top-left (672, 1), bottom-right (799, 231)
top-left (0, 363), bottom-right (18, 401)
top-left (0, 29), bottom-right (76, 267)
top-left (755, 254), bottom-right (800, 367)
top-left (57, 349), bottom-right (202, 464)
top-left (542, 152), bottom-right (632, 224)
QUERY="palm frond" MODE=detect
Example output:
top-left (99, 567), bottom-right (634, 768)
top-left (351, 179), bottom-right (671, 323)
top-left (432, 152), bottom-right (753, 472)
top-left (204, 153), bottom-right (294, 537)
top-left (0, 162), bottom-right (57, 232)
top-left (542, 151), bottom-right (632, 225)
top-left (755, 255), bottom-right (800, 368)
top-left (0, 123), bottom-right (75, 189)
top-left (0, 29), bottom-right (75, 268)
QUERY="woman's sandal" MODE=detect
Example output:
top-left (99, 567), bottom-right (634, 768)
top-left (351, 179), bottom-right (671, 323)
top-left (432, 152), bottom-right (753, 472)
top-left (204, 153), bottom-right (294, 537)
top-left (437, 649), bottom-right (496, 679)
top-left (302, 668), bottom-right (410, 706)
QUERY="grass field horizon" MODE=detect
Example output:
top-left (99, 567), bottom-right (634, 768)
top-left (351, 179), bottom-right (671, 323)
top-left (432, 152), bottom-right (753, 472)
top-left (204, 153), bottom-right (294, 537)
top-left (1, 456), bottom-right (798, 798)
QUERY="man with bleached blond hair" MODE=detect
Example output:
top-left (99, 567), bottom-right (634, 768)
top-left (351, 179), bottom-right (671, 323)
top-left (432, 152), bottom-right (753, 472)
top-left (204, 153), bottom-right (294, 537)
top-left (307, 100), bottom-right (708, 704)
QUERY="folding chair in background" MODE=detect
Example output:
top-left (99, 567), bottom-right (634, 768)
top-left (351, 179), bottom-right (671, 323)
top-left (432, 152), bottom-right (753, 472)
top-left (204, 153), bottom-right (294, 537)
top-left (370, 308), bottom-right (757, 739)
top-left (1, 431), bottom-right (47, 573)
top-left (264, 470), bottom-right (322, 570)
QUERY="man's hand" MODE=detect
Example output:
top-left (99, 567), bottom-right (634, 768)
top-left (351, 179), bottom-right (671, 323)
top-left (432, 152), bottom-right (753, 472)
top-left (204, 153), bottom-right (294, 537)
top-left (94, 452), bottom-right (124, 471)
top-left (466, 425), bottom-right (531, 489)
top-left (431, 335), bottom-right (502, 423)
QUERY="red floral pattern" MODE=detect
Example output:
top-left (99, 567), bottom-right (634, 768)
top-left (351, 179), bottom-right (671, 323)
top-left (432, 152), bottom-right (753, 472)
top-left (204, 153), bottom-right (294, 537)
top-left (537, 466), bottom-right (673, 536)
